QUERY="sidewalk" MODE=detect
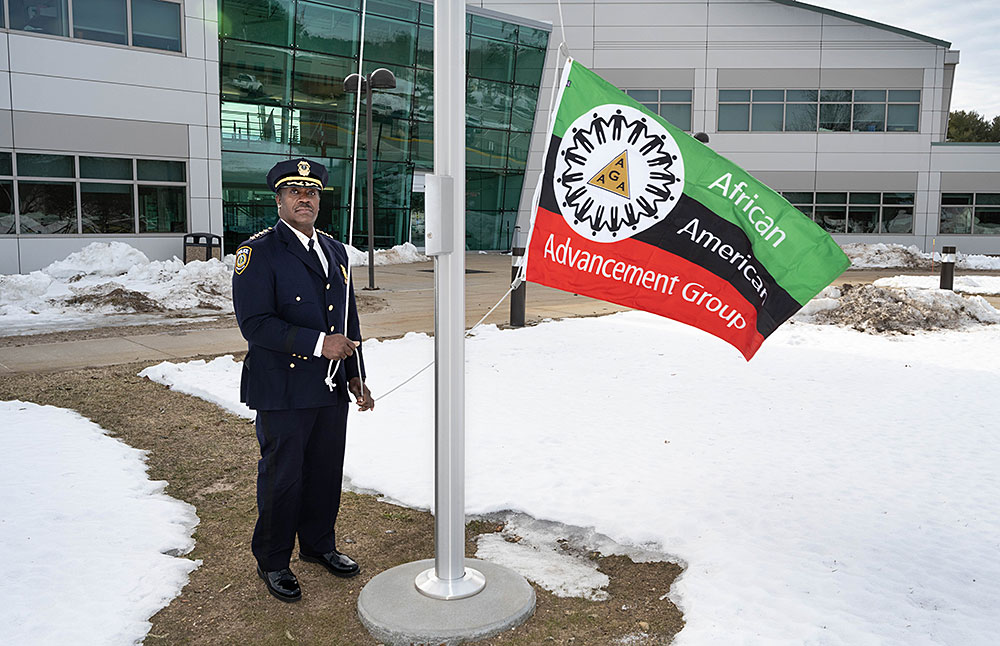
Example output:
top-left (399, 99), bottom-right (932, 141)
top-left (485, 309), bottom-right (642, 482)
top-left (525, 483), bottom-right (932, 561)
top-left (0, 255), bottom-right (994, 375)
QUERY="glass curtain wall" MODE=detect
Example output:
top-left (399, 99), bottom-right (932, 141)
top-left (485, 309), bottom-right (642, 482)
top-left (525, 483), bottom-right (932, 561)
top-left (219, 0), bottom-right (549, 251)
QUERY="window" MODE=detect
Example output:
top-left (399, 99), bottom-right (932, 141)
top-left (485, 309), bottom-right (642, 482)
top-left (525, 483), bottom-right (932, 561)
top-left (720, 89), bottom-right (920, 132)
top-left (0, 152), bottom-right (187, 235)
top-left (9, 0), bottom-right (182, 51)
top-left (625, 89), bottom-right (693, 131)
top-left (940, 193), bottom-right (1000, 234)
top-left (782, 191), bottom-right (914, 234)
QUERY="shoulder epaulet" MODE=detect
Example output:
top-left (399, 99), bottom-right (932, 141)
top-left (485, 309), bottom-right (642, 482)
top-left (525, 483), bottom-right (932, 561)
top-left (317, 230), bottom-right (338, 240)
top-left (246, 227), bottom-right (273, 242)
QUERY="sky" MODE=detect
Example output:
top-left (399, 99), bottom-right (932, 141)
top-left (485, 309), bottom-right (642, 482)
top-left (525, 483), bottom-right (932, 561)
top-left (813, 0), bottom-right (1000, 117)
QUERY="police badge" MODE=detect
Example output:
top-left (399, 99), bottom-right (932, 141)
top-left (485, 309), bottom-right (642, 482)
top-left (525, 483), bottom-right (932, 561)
top-left (235, 246), bottom-right (252, 274)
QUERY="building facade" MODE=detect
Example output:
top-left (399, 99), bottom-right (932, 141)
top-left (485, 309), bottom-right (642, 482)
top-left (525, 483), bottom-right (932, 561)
top-left (1, 0), bottom-right (998, 274)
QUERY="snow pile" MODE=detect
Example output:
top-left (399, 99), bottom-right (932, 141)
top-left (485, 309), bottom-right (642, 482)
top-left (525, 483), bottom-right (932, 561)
top-left (0, 242), bottom-right (235, 335)
top-left (0, 240), bottom-right (426, 336)
top-left (874, 274), bottom-right (1000, 295)
top-left (795, 283), bottom-right (1000, 333)
top-left (0, 400), bottom-right (200, 645)
top-left (344, 241), bottom-right (427, 266)
top-left (143, 313), bottom-right (1000, 646)
top-left (42, 241), bottom-right (151, 279)
top-left (843, 242), bottom-right (1000, 270)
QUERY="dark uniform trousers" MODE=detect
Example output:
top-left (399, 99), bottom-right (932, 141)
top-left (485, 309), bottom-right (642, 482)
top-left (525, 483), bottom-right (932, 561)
top-left (232, 219), bottom-right (366, 573)
top-left (253, 402), bottom-right (349, 570)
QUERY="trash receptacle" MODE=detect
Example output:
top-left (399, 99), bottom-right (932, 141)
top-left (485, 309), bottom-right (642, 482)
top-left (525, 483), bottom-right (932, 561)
top-left (183, 233), bottom-right (223, 263)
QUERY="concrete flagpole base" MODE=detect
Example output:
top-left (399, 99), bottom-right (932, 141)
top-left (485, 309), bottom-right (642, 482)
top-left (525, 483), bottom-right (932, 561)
top-left (357, 558), bottom-right (535, 645)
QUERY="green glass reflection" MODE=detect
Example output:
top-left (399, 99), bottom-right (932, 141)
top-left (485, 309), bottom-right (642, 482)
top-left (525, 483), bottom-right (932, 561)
top-left (517, 25), bottom-right (548, 49)
top-left (296, 1), bottom-right (359, 57)
top-left (221, 0), bottom-right (294, 47)
top-left (511, 85), bottom-right (539, 132)
top-left (367, 64), bottom-right (415, 121)
top-left (719, 90), bottom-right (750, 102)
top-left (467, 169), bottom-right (504, 212)
top-left (469, 36), bottom-right (514, 82)
top-left (222, 102), bottom-right (293, 154)
top-left (786, 90), bottom-right (817, 102)
top-left (80, 157), bottom-right (133, 179)
top-left (515, 46), bottom-right (546, 86)
top-left (291, 109), bottom-right (357, 159)
top-left (816, 192), bottom-right (847, 204)
top-left (854, 90), bottom-right (886, 102)
top-left (18, 181), bottom-right (77, 234)
top-left (221, 41), bottom-right (293, 105)
top-left (368, 0), bottom-right (417, 22)
top-left (468, 78), bottom-right (512, 130)
top-left (364, 15), bottom-right (416, 66)
top-left (139, 186), bottom-right (187, 232)
top-left (18, 154), bottom-right (74, 178)
top-left (820, 90), bottom-right (851, 102)
top-left (413, 69), bottom-right (433, 121)
top-left (0, 153), bottom-right (11, 176)
top-left (416, 25), bottom-right (433, 68)
top-left (975, 207), bottom-right (1000, 234)
top-left (356, 115), bottom-right (411, 163)
top-left (781, 192), bottom-right (813, 204)
top-left (471, 14), bottom-right (515, 41)
top-left (82, 183), bottom-right (134, 234)
top-left (752, 89), bottom-right (783, 102)
top-left (507, 132), bottom-right (530, 170)
top-left (503, 174), bottom-right (524, 211)
top-left (293, 52), bottom-right (353, 110)
top-left (410, 121), bottom-right (433, 168)
top-left (9, 0), bottom-right (69, 36)
top-left (467, 127), bottom-right (508, 169)
top-left (73, 0), bottom-right (127, 45)
top-left (132, 0), bottom-right (182, 51)
top-left (0, 182), bottom-right (13, 235)
top-left (138, 160), bottom-right (186, 182)
top-left (889, 90), bottom-right (920, 103)
top-left (848, 192), bottom-right (880, 204)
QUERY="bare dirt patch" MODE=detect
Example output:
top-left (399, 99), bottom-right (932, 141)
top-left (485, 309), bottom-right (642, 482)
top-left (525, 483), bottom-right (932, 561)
top-left (0, 362), bottom-right (683, 645)
top-left (65, 287), bottom-right (166, 312)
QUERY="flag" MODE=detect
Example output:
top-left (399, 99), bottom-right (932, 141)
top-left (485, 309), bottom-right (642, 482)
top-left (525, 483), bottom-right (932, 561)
top-left (524, 60), bottom-right (850, 360)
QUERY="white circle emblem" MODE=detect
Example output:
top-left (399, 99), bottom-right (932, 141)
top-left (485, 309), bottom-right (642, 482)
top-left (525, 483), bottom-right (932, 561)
top-left (555, 104), bottom-right (685, 243)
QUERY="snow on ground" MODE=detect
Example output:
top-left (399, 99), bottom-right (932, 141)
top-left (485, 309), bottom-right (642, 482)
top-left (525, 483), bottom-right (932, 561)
top-left (0, 401), bottom-right (200, 645)
top-left (843, 242), bottom-right (1000, 270)
top-left (874, 274), bottom-right (1000, 295)
top-left (143, 305), bottom-right (1000, 646)
top-left (0, 240), bottom-right (426, 337)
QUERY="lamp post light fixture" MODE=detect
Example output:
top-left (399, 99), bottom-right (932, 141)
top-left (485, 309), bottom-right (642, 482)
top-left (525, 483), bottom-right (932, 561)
top-left (344, 67), bottom-right (397, 290)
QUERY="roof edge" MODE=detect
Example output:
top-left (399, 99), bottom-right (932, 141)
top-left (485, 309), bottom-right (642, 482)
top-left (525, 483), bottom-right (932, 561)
top-left (769, 0), bottom-right (952, 49)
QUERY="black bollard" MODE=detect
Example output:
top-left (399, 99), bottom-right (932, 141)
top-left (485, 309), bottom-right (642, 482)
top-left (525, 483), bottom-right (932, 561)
top-left (939, 245), bottom-right (956, 290)
top-left (510, 228), bottom-right (526, 327)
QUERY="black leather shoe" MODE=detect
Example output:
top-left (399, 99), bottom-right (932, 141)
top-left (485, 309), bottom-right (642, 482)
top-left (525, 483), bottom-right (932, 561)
top-left (257, 566), bottom-right (302, 602)
top-left (299, 549), bottom-right (360, 578)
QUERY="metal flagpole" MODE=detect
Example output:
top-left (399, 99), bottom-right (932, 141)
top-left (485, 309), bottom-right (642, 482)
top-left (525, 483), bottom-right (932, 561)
top-left (413, 0), bottom-right (485, 599)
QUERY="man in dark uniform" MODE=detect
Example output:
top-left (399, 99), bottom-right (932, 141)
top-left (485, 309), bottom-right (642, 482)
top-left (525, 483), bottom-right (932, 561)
top-left (232, 158), bottom-right (375, 603)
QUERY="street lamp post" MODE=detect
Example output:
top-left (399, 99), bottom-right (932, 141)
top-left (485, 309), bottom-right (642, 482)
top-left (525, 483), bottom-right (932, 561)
top-left (344, 67), bottom-right (397, 290)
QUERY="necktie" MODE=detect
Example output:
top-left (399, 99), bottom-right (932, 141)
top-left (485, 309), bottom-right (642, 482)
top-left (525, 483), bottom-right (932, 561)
top-left (308, 238), bottom-right (327, 276)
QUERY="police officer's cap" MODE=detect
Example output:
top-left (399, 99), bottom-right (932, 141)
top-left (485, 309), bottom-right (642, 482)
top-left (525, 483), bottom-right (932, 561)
top-left (266, 158), bottom-right (328, 192)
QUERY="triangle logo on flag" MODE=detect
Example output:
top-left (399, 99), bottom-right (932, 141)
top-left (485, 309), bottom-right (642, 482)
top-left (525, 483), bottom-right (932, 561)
top-left (587, 150), bottom-right (630, 199)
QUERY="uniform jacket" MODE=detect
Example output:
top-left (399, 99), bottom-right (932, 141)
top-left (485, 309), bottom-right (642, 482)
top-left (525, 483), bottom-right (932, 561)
top-left (233, 220), bottom-right (365, 411)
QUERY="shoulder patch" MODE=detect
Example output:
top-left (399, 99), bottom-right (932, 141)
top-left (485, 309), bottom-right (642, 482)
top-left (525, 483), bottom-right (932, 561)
top-left (234, 246), bottom-right (252, 275)
top-left (247, 227), bottom-right (273, 242)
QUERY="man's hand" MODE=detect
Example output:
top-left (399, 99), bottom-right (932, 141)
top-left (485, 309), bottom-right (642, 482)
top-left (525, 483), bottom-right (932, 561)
top-left (348, 377), bottom-right (375, 411)
top-left (322, 334), bottom-right (359, 360)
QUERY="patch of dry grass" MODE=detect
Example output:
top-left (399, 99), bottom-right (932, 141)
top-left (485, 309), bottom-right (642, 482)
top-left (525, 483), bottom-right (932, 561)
top-left (0, 361), bottom-right (683, 645)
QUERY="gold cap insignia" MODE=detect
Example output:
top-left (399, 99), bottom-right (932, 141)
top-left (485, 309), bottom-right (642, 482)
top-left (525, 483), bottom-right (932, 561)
top-left (297, 160), bottom-right (311, 176)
